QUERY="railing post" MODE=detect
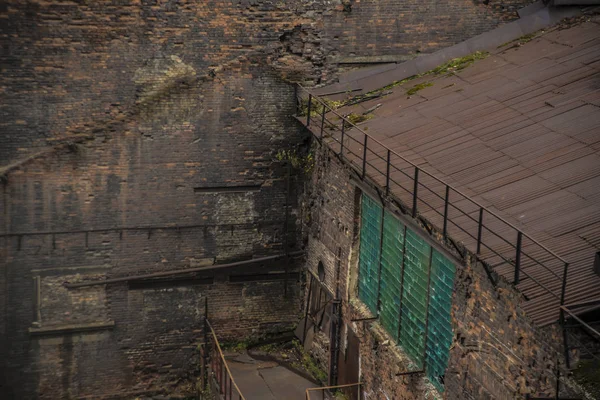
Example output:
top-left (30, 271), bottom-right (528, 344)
top-left (203, 297), bottom-right (209, 390)
top-left (362, 135), bottom-right (368, 179)
top-left (306, 94), bottom-right (312, 127)
top-left (340, 121), bottom-right (345, 156)
top-left (477, 207), bottom-right (484, 254)
top-left (412, 167), bottom-right (419, 218)
top-left (560, 307), bottom-right (570, 370)
top-left (514, 231), bottom-right (523, 284)
top-left (320, 104), bottom-right (326, 140)
top-left (443, 185), bottom-right (450, 240)
top-left (560, 262), bottom-right (569, 306)
top-left (560, 261), bottom-right (570, 369)
top-left (385, 150), bottom-right (391, 196)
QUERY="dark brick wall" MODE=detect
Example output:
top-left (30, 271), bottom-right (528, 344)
top-left (302, 144), bottom-right (578, 399)
top-left (0, 0), bottom-right (535, 164)
top-left (323, 0), bottom-right (535, 61)
top-left (0, 57), bottom-right (307, 399)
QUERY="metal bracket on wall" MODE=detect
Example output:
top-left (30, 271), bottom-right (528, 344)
top-left (350, 316), bottom-right (378, 322)
top-left (395, 370), bottom-right (424, 376)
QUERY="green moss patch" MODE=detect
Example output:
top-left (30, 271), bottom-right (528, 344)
top-left (406, 82), bottom-right (434, 96)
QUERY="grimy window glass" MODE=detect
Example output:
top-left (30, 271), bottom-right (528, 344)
top-left (426, 249), bottom-right (456, 392)
top-left (399, 228), bottom-right (431, 368)
top-left (358, 194), bottom-right (383, 314)
top-left (358, 193), bottom-right (456, 391)
top-left (379, 210), bottom-right (405, 342)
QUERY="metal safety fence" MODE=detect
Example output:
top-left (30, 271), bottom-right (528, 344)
top-left (200, 313), bottom-right (246, 400)
top-left (294, 83), bottom-right (600, 398)
top-left (294, 84), bottom-right (569, 324)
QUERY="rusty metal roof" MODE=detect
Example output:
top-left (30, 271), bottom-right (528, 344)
top-left (304, 18), bottom-right (600, 326)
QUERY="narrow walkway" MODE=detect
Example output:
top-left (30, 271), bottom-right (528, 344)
top-left (226, 352), bottom-right (319, 400)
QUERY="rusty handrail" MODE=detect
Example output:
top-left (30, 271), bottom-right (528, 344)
top-left (205, 319), bottom-right (246, 400)
top-left (296, 84), bottom-right (567, 264)
top-left (305, 382), bottom-right (362, 400)
top-left (296, 84), bottom-right (571, 315)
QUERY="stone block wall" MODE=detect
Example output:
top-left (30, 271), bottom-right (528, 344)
top-left (302, 143), bottom-right (577, 399)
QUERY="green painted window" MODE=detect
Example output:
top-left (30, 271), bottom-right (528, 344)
top-left (379, 211), bottom-right (405, 341)
top-left (357, 193), bottom-right (456, 392)
top-left (426, 249), bottom-right (456, 392)
top-left (358, 194), bottom-right (383, 314)
top-left (399, 229), bottom-right (431, 368)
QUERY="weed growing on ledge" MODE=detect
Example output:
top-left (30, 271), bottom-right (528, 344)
top-left (291, 339), bottom-right (328, 383)
top-left (346, 112), bottom-right (373, 125)
top-left (406, 82), bottom-right (433, 96)
top-left (275, 149), bottom-right (315, 174)
top-left (297, 97), bottom-right (345, 117)
top-left (220, 339), bottom-right (257, 352)
top-left (430, 51), bottom-right (489, 75)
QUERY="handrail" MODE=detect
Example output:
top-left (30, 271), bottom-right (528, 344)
top-left (296, 82), bottom-right (600, 399)
top-left (297, 83), bottom-right (567, 263)
top-left (305, 382), bottom-right (362, 400)
top-left (205, 319), bottom-right (246, 400)
top-left (295, 83), bottom-right (570, 316)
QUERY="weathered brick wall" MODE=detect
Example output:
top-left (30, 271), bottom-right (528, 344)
top-left (1, 0), bottom-right (536, 398)
top-left (0, 0), bottom-right (535, 164)
top-left (323, 0), bottom-right (535, 63)
top-left (0, 57), bottom-right (307, 399)
top-left (303, 144), bottom-right (576, 399)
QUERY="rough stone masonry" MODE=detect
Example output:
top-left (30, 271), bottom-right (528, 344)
top-left (0, 1), bottom-right (535, 398)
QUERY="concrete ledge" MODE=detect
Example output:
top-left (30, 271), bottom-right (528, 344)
top-left (29, 321), bottom-right (115, 336)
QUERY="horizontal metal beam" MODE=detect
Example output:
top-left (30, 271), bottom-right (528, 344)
top-left (64, 251), bottom-right (305, 289)
top-left (561, 306), bottom-right (600, 339)
top-left (0, 221), bottom-right (286, 238)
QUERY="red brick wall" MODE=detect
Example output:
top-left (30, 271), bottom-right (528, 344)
top-left (302, 144), bottom-right (579, 399)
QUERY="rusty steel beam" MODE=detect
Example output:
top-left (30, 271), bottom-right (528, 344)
top-left (63, 251), bottom-right (305, 289)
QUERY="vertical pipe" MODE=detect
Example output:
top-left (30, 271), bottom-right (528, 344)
top-left (555, 356), bottom-right (561, 400)
top-left (412, 167), bottom-right (419, 218)
top-left (443, 185), bottom-right (450, 240)
top-left (340, 121), bottom-right (345, 156)
top-left (560, 308), bottom-right (570, 369)
top-left (320, 105), bottom-right (326, 140)
top-left (362, 135), bottom-right (368, 179)
top-left (294, 85), bottom-right (299, 113)
top-left (284, 162), bottom-right (291, 298)
top-left (306, 94), bottom-right (312, 127)
top-left (203, 297), bottom-right (209, 390)
top-left (385, 150), bottom-right (391, 196)
top-left (514, 231), bottom-right (523, 284)
top-left (303, 275), bottom-right (314, 344)
top-left (476, 207), bottom-right (484, 255)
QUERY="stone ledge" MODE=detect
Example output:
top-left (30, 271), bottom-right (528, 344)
top-left (28, 321), bottom-right (115, 336)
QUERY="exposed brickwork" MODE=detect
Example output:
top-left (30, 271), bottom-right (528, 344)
top-left (323, 0), bottom-right (535, 61)
top-left (303, 144), bottom-right (580, 399)
top-left (1, 0), bottom-right (536, 398)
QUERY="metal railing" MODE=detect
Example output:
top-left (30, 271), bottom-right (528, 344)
top-left (305, 382), bottom-right (362, 400)
top-left (295, 84), bottom-right (570, 318)
top-left (201, 316), bottom-right (246, 400)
